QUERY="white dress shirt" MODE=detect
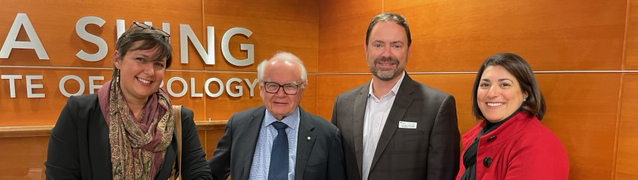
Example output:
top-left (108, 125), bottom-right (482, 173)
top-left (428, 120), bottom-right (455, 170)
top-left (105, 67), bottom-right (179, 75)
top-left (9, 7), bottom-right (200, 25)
top-left (362, 72), bottom-right (405, 180)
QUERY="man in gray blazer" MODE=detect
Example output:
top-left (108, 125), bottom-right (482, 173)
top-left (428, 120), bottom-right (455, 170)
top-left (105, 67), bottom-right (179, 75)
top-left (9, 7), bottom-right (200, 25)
top-left (331, 12), bottom-right (460, 180)
top-left (209, 52), bottom-right (346, 180)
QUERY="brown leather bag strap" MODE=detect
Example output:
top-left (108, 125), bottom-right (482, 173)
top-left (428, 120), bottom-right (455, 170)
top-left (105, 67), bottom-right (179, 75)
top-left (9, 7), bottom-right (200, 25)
top-left (172, 105), bottom-right (183, 179)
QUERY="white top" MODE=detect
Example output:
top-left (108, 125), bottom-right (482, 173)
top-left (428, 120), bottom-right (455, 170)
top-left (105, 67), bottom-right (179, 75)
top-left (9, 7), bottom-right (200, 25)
top-left (362, 72), bottom-right (406, 180)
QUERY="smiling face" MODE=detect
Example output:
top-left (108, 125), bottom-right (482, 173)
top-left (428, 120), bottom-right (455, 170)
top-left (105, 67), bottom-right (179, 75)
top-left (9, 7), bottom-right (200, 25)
top-left (477, 65), bottom-right (528, 122)
top-left (114, 41), bottom-right (167, 103)
top-left (259, 58), bottom-right (305, 120)
top-left (365, 21), bottom-right (410, 81)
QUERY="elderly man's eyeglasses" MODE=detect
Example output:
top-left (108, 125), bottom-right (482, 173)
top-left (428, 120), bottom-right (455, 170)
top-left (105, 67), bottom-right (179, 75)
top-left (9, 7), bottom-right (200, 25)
top-left (263, 82), bottom-right (302, 95)
top-left (131, 21), bottom-right (170, 38)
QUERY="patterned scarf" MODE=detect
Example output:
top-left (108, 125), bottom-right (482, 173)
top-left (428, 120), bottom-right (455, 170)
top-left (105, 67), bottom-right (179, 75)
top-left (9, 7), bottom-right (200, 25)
top-left (98, 69), bottom-right (174, 180)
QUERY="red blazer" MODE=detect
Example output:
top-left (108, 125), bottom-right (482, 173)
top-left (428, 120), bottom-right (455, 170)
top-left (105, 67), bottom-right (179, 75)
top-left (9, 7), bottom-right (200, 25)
top-left (456, 112), bottom-right (569, 180)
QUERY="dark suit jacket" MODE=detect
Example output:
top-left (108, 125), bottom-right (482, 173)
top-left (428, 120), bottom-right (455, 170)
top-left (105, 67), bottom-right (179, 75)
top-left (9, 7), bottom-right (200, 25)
top-left (331, 73), bottom-right (460, 180)
top-left (208, 106), bottom-right (346, 180)
top-left (45, 94), bottom-right (212, 180)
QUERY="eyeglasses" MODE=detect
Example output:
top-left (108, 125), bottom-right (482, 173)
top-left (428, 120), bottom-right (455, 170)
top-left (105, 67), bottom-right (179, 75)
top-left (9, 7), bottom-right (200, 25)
top-left (131, 21), bottom-right (170, 38)
top-left (263, 82), bottom-right (302, 95)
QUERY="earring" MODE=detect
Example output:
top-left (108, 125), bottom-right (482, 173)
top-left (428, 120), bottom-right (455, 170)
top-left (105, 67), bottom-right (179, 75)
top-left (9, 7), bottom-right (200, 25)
top-left (112, 68), bottom-right (121, 84)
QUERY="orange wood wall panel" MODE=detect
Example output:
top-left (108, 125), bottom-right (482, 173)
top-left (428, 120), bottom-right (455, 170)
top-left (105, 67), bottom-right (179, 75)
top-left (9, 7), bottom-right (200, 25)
top-left (303, 75), bottom-right (318, 113)
top-left (626, 0), bottom-right (638, 70)
top-left (318, 1), bottom-right (630, 179)
top-left (318, 0), bottom-right (382, 73)
top-left (202, 126), bottom-right (226, 159)
top-left (0, 0), bottom-right (202, 68)
top-left (165, 71), bottom-right (207, 120)
top-left (315, 74), bottom-right (372, 119)
top-left (201, 72), bottom-right (262, 120)
top-left (382, 0), bottom-right (625, 72)
top-left (0, 68), bottom-right (112, 126)
top-left (1, 0), bottom-right (320, 125)
top-left (616, 74), bottom-right (638, 179)
top-left (2, 1), bottom-right (637, 180)
top-left (536, 73), bottom-right (621, 180)
top-left (0, 136), bottom-right (48, 179)
top-left (203, 0), bottom-right (320, 72)
top-left (0, 0), bottom-right (321, 177)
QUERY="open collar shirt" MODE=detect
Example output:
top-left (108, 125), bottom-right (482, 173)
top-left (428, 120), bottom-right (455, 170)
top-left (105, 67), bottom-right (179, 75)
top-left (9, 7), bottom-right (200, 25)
top-left (362, 72), bottom-right (405, 180)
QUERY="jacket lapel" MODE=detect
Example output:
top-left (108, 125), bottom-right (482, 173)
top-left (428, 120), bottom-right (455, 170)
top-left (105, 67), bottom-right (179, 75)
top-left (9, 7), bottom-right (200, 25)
top-left (353, 83), bottom-right (369, 176)
top-left (295, 108), bottom-right (316, 180)
top-left (239, 107), bottom-right (266, 179)
top-left (370, 73), bottom-right (416, 171)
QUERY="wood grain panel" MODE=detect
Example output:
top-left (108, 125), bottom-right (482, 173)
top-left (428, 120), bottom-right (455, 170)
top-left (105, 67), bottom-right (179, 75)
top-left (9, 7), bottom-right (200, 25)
top-left (203, 126), bottom-right (226, 160)
top-left (303, 75), bottom-right (318, 114)
top-left (318, 0), bottom-right (382, 73)
top-left (535, 73), bottom-right (620, 180)
top-left (0, 136), bottom-right (48, 180)
top-left (165, 71), bottom-right (206, 120)
top-left (0, 68), bottom-right (112, 126)
top-left (380, 0), bottom-right (625, 72)
top-left (0, 69), bottom-right (277, 125)
top-left (0, 0), bottom-right (202, 69)
top-left (626, 0), bottom-right (638, 70)
top-left (315, 74), bottom-right (371, 120)
top-left (616, 74), bottom-right (638, 179)
top-left (0, 69), bottom-right (209, 125)
top-left (203, 0), bottom-right (320, 72)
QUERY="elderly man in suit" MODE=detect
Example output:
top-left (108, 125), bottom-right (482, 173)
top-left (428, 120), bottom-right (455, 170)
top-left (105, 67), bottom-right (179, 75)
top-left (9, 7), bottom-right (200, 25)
top-left (331, 12), bottom-right (460, 180)
top-left (208, 52), bottom-right (346, 180)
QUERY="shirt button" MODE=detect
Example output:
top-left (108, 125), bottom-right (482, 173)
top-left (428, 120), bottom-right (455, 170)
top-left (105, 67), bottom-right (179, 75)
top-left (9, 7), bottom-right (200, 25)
top-left (487, 136), bottom-right (497, 142)
top-left (483, 157), bottom-right (493, 167)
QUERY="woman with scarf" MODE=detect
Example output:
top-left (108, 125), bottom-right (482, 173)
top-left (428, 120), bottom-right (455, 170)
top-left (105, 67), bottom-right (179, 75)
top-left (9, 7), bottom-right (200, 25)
top-left (456, 53), bottom-right (569, 180)
top-left (45, 22), bottom-right (212, 180)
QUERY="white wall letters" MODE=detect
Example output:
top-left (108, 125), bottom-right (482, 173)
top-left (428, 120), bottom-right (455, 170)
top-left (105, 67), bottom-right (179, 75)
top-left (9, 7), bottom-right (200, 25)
top-left (76, 16), bottom-right (108, 61)
top-left (0, 13), bottom-right (49, 60)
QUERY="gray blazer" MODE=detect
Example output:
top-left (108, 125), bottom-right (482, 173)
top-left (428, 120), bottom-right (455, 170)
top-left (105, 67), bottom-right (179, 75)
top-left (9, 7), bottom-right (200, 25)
top-left (331, 73), bottom-right (460, 180)
top-left (208, 106), bottom-right (346, 180)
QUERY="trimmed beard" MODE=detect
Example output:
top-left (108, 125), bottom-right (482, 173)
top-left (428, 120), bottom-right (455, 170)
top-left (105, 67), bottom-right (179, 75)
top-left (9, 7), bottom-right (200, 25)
top-left (369, 56), bottom-right (403, 81)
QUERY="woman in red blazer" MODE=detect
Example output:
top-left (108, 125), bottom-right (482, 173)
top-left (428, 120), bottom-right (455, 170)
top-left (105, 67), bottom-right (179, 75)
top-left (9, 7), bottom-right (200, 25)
top-left (456, 53), bottom-right (569, 180)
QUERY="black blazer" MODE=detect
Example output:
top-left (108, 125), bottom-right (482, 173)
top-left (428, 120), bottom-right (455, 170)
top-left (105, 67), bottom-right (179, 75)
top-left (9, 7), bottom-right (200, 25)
top-left (45, 94), bottom-right (212, 180)
top-left (332, 73), bottom-right (460, 180)
top-left (208, 106), bottom-right (346, 180)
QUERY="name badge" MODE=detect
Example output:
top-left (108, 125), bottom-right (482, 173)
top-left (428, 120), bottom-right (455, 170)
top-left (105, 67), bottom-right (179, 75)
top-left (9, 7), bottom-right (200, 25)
top-left (398, 121), bottom-right (417, 129)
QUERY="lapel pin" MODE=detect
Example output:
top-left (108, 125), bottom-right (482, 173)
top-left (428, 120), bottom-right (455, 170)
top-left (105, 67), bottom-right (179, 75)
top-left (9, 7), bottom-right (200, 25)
top-left (307, 136), bottom-right (311, 141)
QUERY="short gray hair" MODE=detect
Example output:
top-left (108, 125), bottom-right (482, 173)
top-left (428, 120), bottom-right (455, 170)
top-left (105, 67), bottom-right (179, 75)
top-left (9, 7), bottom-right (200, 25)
top-left (256, 52), bottom-right (307, 83)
